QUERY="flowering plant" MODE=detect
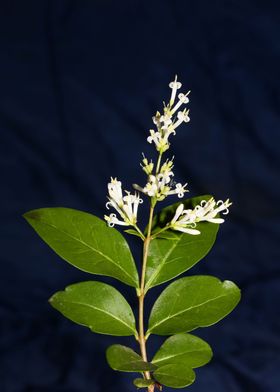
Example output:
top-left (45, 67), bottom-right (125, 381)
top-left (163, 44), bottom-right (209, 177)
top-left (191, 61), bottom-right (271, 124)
top-left (24, 77), bottom-right (240, 391)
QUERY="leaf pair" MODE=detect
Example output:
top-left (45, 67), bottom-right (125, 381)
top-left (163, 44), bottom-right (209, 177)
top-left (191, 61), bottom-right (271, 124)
top-left (49, 275), bottom-right (240, 388)
top-left (107, 333), bottom-right (213, 388)
top-left (23, 195), bottom-right (219, 292)
top-left (48, 275), bottom-right (240, 338)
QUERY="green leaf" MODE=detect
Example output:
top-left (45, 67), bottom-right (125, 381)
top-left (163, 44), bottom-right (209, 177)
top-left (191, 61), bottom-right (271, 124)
top-left (24, 208), bottom-right (139, 287)
top-left (148, 276), bottom-right (241, 335)
top-left (153, 364), bottom-right (195, 388)
top-left (49, 281), bottom-right (137, 336)
top-left (145, 195), bottom-right (219, 291)
top-left (133, 378), bottom-right (155, 388)
top-left (152, 333), bottom-right (212, 368)
top-left (106, 345), bottom-right (156, 372)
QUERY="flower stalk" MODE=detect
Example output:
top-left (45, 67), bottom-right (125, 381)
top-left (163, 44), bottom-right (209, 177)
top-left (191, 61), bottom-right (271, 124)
top-left (138, 204), bottom-right (155, 387)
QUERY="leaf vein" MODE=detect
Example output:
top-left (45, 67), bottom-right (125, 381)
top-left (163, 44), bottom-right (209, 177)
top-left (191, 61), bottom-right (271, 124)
top-left (149, 292), bottom-right (232, 331)
top-left (62, 299), bottom-right (135, 333)
top-left (37, 220), bottom-right (135, 283)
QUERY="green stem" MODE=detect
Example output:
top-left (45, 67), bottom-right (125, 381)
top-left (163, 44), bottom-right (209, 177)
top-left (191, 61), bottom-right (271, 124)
top-left (150, 224), bottom-right (171, 240)
top-left (138, 204), bottom-right (155, 391)
top-left (137, 148), bottom-right (164, 391)
top-left (134, 224), bottom-right (146, 241)
top-left (155, 152), bottom-right (163, 174)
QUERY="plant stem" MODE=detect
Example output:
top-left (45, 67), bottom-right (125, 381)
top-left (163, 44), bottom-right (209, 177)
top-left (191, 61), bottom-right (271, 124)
top-left (134, 224), bottom-right (146, 241)
top-left (150, 224), bottom-right (171, 240)
top-left (138, 204), bottom-right (155, 391)
top-left (138, 150), bottom-right (163, 391)
top-left (155, 152), bottom-right (163, 174)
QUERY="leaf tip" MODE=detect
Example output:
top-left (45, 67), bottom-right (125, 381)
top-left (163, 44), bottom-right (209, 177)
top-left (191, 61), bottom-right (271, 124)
top-left (48, 294), bottom-right (55, 306)
top-left (223, 280), bottom-right (241, 297)
top-left (22, 209), bottom-right (41, 222)
top-left (48, 292), bottom-right (60, 307)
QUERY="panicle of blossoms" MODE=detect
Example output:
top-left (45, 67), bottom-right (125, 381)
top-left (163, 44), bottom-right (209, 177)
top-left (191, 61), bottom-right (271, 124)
top-left (104, 76), bottom-right (232, 234)
top-left (104, 177), bottom-right (143, 227)
top-left (147, 75), bottom-right (190, 153)
top-left (133, 158), bottom-right (188, 201)
top-left (170, 198), bottom-right (232, 235)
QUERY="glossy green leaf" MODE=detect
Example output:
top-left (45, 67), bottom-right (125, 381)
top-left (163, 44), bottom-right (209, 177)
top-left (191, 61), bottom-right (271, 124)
top-left (152, 333), bottom-right (212, 368)
top-left (145, 195), bottom-right (219, 291)
top-left (24, 208), bottom-right (139, 287)
top-left (153, 364), bottom-right (195, 388)
top-left (49, 281), bottom-right (137, 336)
top-left (148, 276), bottom-right (241, 335)
top-left (133, 378), bottom-right (155, 388)
top-left (106, 345), bottom-right (156, 372)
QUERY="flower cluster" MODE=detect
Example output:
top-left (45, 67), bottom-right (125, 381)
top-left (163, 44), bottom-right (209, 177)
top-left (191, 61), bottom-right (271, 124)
top-left (147, 75), bottom-right (190, 153)
top-left (134, 157), bottom-right (188, 201)
top-left (170, 198), bottom-right (232, 235)
top-left (104, 76), bottom-right (232, 232)
top-left (104, 178), bottom-right (143, 227)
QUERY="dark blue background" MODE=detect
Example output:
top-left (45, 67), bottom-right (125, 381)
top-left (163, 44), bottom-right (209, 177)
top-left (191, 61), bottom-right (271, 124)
top-left (1, 1), bottom-right (280, 391)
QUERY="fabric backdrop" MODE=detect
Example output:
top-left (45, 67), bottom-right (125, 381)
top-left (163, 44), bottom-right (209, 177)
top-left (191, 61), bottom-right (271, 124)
top-left (1, 1), bottom-right (279, 391)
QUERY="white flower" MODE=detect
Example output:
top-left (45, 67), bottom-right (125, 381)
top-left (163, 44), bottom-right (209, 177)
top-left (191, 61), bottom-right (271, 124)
top-left (161, 128), bottom-right (176, 148)
top-left (170, 204), bottom-right (200, 235)
top-left (104, 213), bottom-right (129, 227)
top-left (173, 110), bottom-right (190, 129)
top-left (194, 198), bottom-right (232, 223)
top-left (159, 114), bottom-right (173, 130)
top-left (171, 92), bottom-right (190, 115)
top-left (169, 198), bottom-right (232, 235)
top-left (157, 158), bottom-right (174, 184)
top-left (169, 75), bottom-right (182, 105)
top-left (105, 178), bottom-right (143, 227)
top-left (122, 192), bottom-right (143, 223)
top-left (147, 130), bottom-right (161, 148)
top-left (167, 182), bottom-right (189, 198)
top-left (143, 175), bottom-right (158, 197)
top-left (157, 171), bottom-right (173, 185)
top-left (134, 176), bottom-right (158, 197)
top-left (107, 177), bottom-right (123, 207)
top-left (175, 183), bottom-right (188, 198)
top-left (147, 129), bottom-right (171, 153)
top-left (171, 203), bottom-right (184, 224)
